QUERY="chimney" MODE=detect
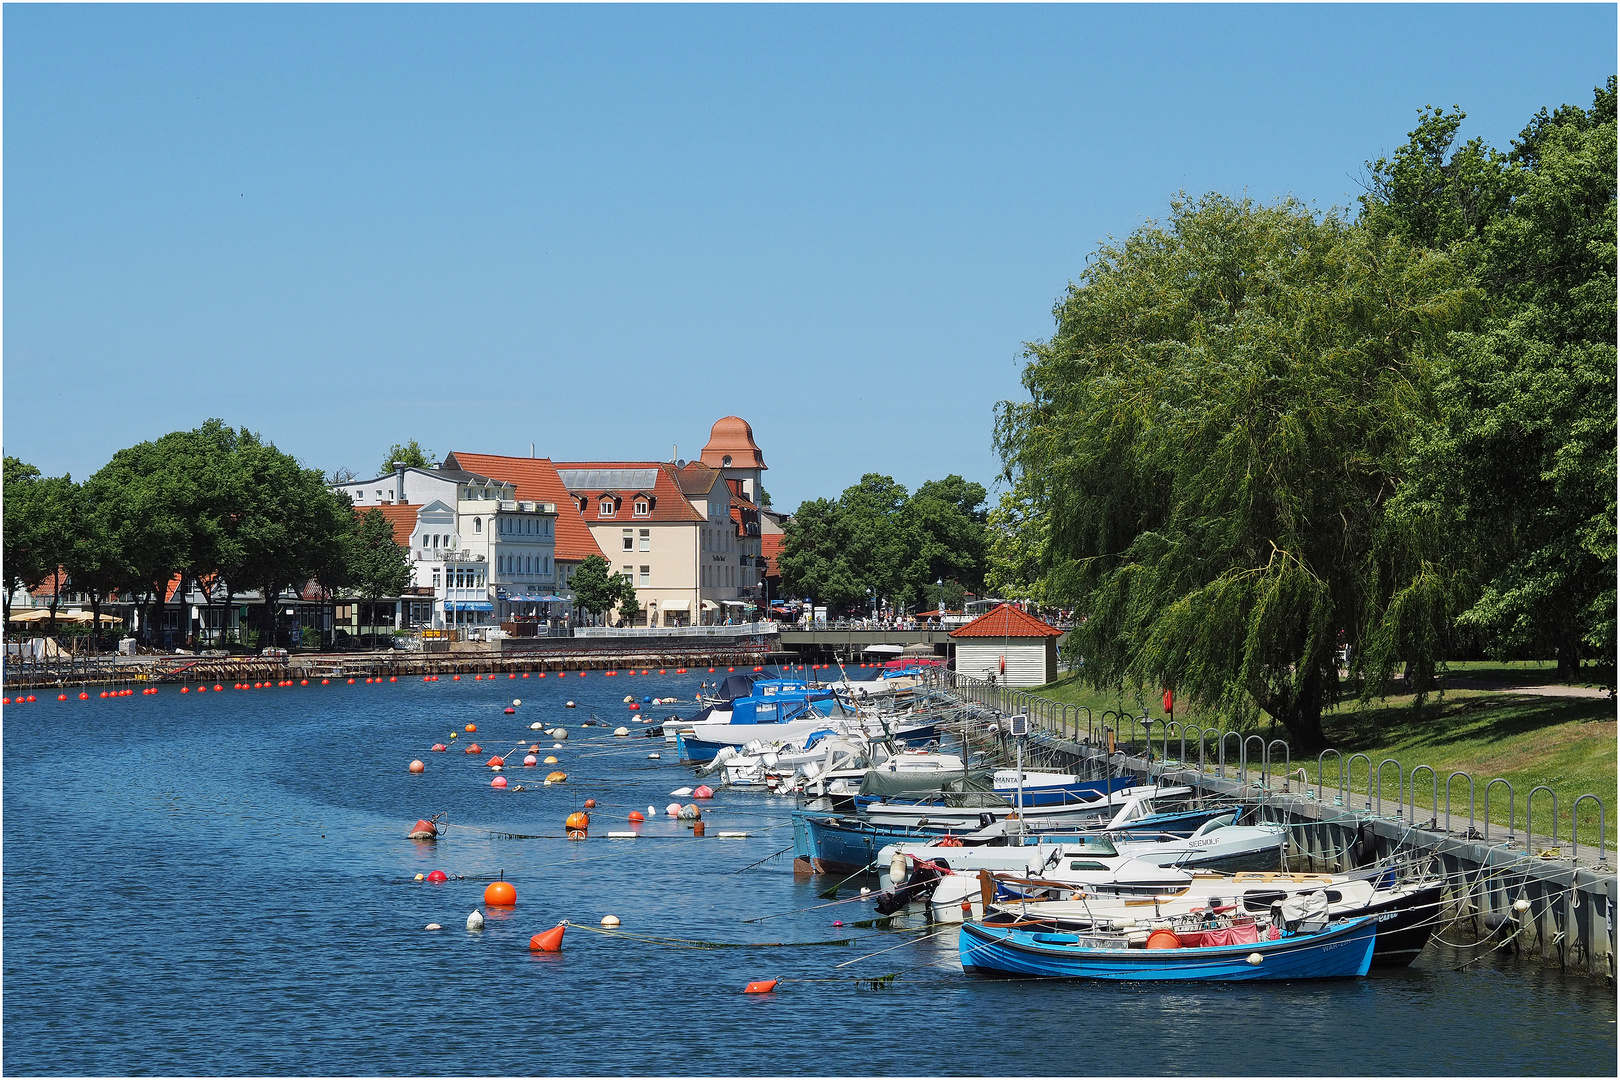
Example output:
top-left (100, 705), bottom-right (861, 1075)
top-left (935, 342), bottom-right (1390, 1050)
top-left (530, 443), bottom-right (535, 458)
top-left (392, 462), bottom-right (407, 503)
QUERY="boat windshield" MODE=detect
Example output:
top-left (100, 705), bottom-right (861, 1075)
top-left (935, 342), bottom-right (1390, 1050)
top-left (1064, 836), bottom-right (1119, 856)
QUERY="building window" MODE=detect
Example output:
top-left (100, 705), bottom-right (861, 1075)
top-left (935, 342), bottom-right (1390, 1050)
top-left (474, 518), bottom-right (482, 533)
top-left (544, 556), bottom-right (551, 576)
top-left (634, 500), bottom-right (649, 516)
top-left (639, 529), bottom-right (650, 552)
top-left (599, 498), bottom-right (615, 518)
top-left (623, 529), bottom-right (633, 551)
top-left (639, 565), bottom-right (650, 586)
top-left (621, 565), bottom-right (633, 582)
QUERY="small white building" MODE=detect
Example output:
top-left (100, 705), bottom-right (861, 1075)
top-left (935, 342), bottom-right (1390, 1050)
top-left (949, 603), bottom-right (1063, 687)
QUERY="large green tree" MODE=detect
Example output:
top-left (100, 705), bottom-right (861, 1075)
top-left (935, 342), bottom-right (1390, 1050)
top-left (779, 474), bottom-right (989, 613)
top-left (569, 554), bottom-right (638, 625)
top-left (349, 508), bottom-right (413, 641)
top-left (995, 194), bottom-right (1473, 749)
top-left (1370, 80), bottom-right (1617, 682)
top-left (3, 457), bottom-right (45, 623)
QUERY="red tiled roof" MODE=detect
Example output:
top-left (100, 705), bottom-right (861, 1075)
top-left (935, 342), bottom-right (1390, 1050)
top-left (442, 453), bottom-right (607, 562)
top-left (554, 461), bottom-right (704, 524)
top-left (359, 503), bottom-right (421, 545)
top-left (949, 603), bottom-right (1063, 639)
top-left (761, 532), bottom-right (784, 575)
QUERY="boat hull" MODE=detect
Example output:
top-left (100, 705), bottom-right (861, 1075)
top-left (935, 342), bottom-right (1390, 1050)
top-left (959, 917), bottom-right (1377, 981)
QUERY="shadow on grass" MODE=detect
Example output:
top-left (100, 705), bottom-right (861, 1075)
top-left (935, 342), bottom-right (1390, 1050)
top-left (1325, 693), bottom-right (1614, 754)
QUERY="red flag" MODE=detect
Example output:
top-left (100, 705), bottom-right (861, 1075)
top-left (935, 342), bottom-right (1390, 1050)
top-left (1162, 688), bottom-right (1174, 713)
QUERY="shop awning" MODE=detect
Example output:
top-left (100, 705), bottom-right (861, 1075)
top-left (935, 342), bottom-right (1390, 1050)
top-left (660, 598), bottom-right (692, 611)
top-left (446, 601), bottom-right (494, 612)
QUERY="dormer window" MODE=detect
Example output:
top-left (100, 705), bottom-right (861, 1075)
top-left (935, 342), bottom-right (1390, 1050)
top-left (598, 497), bottom-right (616, 518)
top-left (633, 500), bottom-right (649, 516)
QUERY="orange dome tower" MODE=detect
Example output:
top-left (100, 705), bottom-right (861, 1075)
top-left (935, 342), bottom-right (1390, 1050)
top-left (699, 416), bottom-right (767, 504)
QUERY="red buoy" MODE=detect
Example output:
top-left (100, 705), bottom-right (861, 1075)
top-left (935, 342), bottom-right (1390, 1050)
top-left (628, 811), bottom-right (645, 822)
top-left (426, 870), bottom-right (448, 883)
top-left (408, 819), bottom-right (438, 839)
top-left (529, 924), bottom-right (565, 952)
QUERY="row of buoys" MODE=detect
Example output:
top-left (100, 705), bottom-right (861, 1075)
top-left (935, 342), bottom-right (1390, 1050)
top-left (19, 663), bottom-right (752, 702)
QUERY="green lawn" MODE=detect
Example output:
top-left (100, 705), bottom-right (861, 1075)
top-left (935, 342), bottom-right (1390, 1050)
top-left (1030, 671), bottom-right (1616, 849)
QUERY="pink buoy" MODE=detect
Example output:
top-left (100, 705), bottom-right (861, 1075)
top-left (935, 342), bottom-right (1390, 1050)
top-left (409, 760), bottom-right (426, 774)
top-left (523, 754), bottom-right (538, 767)
top-left (491, 775), bottom-right (508, 789)
top-left (504, 707), bottom-right (516, 714)
top-left (666, 802), bottom-right (682, 817)
top-left (693, 785), bottom-right (714, 799)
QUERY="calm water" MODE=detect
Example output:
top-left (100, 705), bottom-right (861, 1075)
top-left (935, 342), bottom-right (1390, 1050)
top-left (4, 673), bottom-right (1614, 1076)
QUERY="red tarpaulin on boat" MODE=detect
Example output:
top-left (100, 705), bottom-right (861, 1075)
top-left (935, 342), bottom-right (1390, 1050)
top-left (884, 657), bottom-right (944, 669)
top-left (1176, 923), bottom-right (1263, 948)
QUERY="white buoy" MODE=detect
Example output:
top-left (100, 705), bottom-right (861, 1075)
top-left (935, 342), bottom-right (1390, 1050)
top-left (467, 910), bottom-right (485, 931)
top-left (623, 695), bottom-right (634, 704)
top-left (607, 831), bottom-right (639, 838)
top-left (553, 742), bottom-right (564, 749)
top-left (414, 873), bottom-right (425, 882)
top-left (512, 699), bottom-right (522, 707)
top-left (601, 915), bottom-right (621, 927)
top-left (860, 887), bottom-right (870, 896)
top-left (1246, 953), bottom-right (1264, 965)
top-left (613, 726), bottom-right (630, 736)
top-left (530, 722), bottom-right (543, 730)
top-left (648, 805), bottom-right (657, 816)
top-left (553, 728), bottom-right (568, 740)
top-left (648, 752), bottom-right (662, 759)
top-left (1513, 898), bottom-right (1532, 913)
top-left (424, 923), bottom-right (442, 931)
top-left (565, 701), bottom-right (577, 708)
top-left (670, 787), bottom-right (694, 797)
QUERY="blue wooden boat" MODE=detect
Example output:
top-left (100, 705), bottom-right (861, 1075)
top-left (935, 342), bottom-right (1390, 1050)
top-left (958, 915), bottom-right (1378, 981)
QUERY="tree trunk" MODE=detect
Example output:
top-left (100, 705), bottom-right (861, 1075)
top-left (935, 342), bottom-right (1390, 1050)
top-left (1556, 625), bottom-right (1581, 683)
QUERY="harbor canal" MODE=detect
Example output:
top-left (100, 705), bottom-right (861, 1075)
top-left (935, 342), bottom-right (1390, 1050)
top-left (4, 674), bottom-right (1614, 1075)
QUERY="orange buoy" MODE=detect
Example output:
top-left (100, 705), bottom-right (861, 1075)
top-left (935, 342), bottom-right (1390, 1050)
top-left (1146, 929), bottom-right (1181, 950)
top-left (453, 675), bottom-right (460, 680)
top-left (486, 755), bottom-right (505, 768)
top-left (693, 820), bottom-right (706, 837)
top-left (465, 723), bottom-right (477, 733)
top-left (484, 879), bottom-right (517, 905)
top-left (408, 819), bottom-right (438, 839)
top-left (565, 811), bottom-right (589, 830)
top-left (529, 925), bottom-right (565, 951)
top-left (743, 979), bottom-right (778, 994)
top-left (409, 760), bottom-right (426, 774)
top-left (628, 811), bottom-right (645, 822)
top-left (584, 798), bottom-right (596, 809)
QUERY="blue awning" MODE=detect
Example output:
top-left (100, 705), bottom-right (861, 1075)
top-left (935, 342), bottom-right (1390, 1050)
top-left (446, 601), bottom-right (494, 612)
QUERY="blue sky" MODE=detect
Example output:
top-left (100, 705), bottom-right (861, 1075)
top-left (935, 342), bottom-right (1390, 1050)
top-left (5, 4), bottom-right (1614, 511)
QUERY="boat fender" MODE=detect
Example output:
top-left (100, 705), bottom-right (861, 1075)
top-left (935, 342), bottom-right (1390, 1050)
top-left (1246, 953), bottom-right (1264, 965)
top-left (889, 851), bottom-right (907, 883)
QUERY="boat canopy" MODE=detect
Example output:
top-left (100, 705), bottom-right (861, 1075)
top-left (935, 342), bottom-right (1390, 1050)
top-left (858, 768), bottom-right (995, 800)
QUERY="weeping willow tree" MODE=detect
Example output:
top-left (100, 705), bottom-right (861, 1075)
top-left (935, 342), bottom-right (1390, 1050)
top-left (994, 194), bottom-right (1475, 749)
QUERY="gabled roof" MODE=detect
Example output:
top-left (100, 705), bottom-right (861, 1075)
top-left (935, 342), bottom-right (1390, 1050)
top-left (441, 453), bottom-right (606, 562)
top-left (700, 416), bottom-right (767, 470)
top-left (555, 461), bottom-right (703, 523)
top-left (674, 461), bottom-right (723, 497)
top-left (949, 603), bottom-right (1063, 639)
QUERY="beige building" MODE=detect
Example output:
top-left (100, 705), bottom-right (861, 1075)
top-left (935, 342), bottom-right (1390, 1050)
top-left (552, 415), bottom-right (773, 626)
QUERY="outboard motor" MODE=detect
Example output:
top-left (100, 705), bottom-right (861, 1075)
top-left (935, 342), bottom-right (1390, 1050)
top-left (873, 864), bottom-right (943, 915)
